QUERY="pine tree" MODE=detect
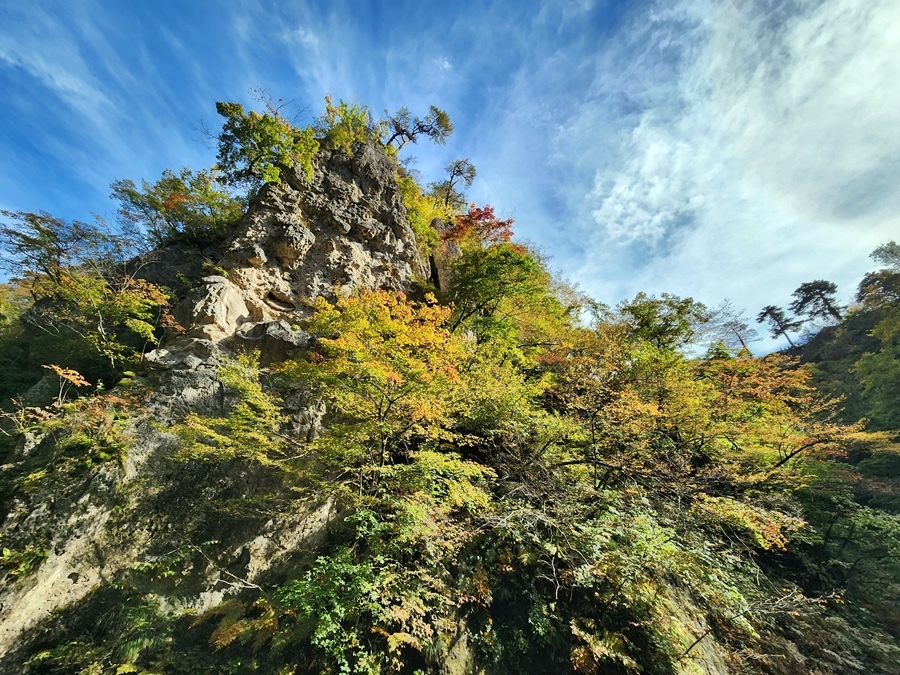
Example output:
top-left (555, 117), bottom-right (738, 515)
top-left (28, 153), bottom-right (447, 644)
top-left (756, 305), bottom-right (803, 346)
top-left (790, 280), bottom-right (842, 321)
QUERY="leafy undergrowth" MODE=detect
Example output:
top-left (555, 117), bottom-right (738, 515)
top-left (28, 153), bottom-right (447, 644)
top-left (17, 279), bottom-right (899, 673)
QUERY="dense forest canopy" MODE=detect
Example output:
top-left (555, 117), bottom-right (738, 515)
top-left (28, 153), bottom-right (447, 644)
top-left (0, 96), bottom-right (898, 675)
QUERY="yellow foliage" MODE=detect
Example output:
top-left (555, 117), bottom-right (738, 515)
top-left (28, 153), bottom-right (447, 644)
top-left (695, 495), bottom-right (806, 550)
top-left (396, 173), bottom-right (449, 256)
top-left (292, 291), bottom-right (469, 479)
top-left (174, 353), bottom-right (290, 465)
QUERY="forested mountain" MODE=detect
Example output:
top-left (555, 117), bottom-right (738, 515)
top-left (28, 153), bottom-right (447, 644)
top-left (0, 97), bottom-right (897, 675)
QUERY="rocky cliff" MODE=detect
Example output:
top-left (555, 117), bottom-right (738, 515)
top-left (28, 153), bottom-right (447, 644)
top-left (0, 142), bottom-right (428, 669)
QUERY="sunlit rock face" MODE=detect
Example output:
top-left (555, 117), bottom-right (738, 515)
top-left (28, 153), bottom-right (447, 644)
top-left (144, 141), bottom-right (429, 409)
top-left (223, 142), bottom-right (427, 323)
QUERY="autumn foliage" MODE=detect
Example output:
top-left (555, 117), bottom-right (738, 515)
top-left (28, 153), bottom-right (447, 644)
top-left (442, 203), bottom-right (514, 245)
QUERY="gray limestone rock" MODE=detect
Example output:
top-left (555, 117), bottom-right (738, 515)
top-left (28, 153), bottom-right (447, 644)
top-left (223, 143), bottom-right (428, 322)
top-left (174, 275), bottom-right (251, 342)
top-left (233, 319), bottom-right (312, 365)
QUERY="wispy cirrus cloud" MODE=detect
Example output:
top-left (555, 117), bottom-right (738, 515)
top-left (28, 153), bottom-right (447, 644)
top-left (0, 4), bottom-right (111, 123)
top-left (565, 0), bottom-right (900, 331)
top-left (284, 26), bottom-right (320, 49)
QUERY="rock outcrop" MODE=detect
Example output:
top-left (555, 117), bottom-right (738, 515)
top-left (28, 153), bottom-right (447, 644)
top-left (222, 142), bottom-right (427, 323)
top-left (142, 142), bottom-right (428, 382)
top-left (0, 142), bottom-right (426, 669)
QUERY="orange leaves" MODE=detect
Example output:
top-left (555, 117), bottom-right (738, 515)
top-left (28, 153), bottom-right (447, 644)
top-left (294, 290), bottom-right (469, 473)
top-left (697, 352), bottom-right (847, 471)
top-left (43, 364), bottom-right (90, 389)
top-left (160, 192), bottom-right (189, 211)
top-left (42, 363), bottom-right (91, 405)
top-left (307, 291), bottom-right (461, 386)
top-left (112, 166), bottom-right (246, 246)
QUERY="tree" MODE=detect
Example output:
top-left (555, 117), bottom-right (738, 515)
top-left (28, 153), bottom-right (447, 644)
top-left (429, 159), bottom-right (476, 210)
top-left (0, 282), bottom-right (30, 326)
top-left (871, 240), bottom-right (900, 271)
top-left (395, 172), bottom-right (447, 256)
top-left (444, 243), bottom-right (551, 336)
top-left (857, 242), bottom-right (900, 308)
top-left (699, 351), bottom-right (844, 470)
top-left (443, 203), bottom-right (514, 246)
top-left (110, 167), bottom-right (246, 246)
top-left (617, 292), bottom-right (711, 352)
top-left (293, 290), bottom-right (468, 481)
top-left (314, 95), bottom-right (377, 155)
top-left (856, 269), bottom-right (900, 307)
top-left (383, 105), bottom-right (453, 150)
top-left (700, 301), bottom-right (761, 353)
top-left (850, 308), bottom-right (900, 429)
top-left (790, 280), bottom-right (842, 321)
top-left (0, 210), bottom-right (111, 285)
top-left (756, 305), bottom-right (803, 346)
top-left (215, 101), bottom-right (319, 187)
top-left (0, 210), bottom-right (171, 370)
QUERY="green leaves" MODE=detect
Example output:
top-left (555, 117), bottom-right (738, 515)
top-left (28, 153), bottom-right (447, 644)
top-left (110, 167), bottom-right (245, 246)
top-left (618, 292), bottom-right (712, 352)
top-left (175, 353), bottom-right (289, 465)
top-left (215, 101), bottom-right (319, 187)
top-left (396, 173), bottom-right (445, 256)
top-left (0, 544), bottom-right (48, 580)
top-left (444, 242), bottom-right (551, 336)
top-left (790, 279), bottom-right (842, 322)
top-left (215, 95), bottom-right (381, 189)
top-left (274, 550), bottom-right (380, 673)
top-left (0, 210), bottom-right (172, 373)
top-left (315, 95), bottom-right (376, 155)
top-left (382, 105), bottom-right (453, 150)
top-left (0, 210), bottom-right (115, 284)
top-left (429, 158), bottom-right (476, 210)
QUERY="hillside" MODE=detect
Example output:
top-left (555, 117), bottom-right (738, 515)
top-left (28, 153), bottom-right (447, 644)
top-left (0, 98), bottom-right (898, 675)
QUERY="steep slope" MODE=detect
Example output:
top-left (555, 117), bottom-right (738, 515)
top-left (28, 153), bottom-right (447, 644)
top-left (0, 141), bottom-right (426, 669)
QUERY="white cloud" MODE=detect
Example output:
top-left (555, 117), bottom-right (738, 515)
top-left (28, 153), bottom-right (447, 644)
top-left (284, 26), bottom-right (320, 49)
top-left (572, 0), bottom-right (900, 324)
top-left (592, 115), bottom-right (711, 245)
top-left (0, 10), bottom-right (111, 122)
top-left (706, 0), bottom-right (900, 223)
top-left (0, 1), bottom-right (222, 218)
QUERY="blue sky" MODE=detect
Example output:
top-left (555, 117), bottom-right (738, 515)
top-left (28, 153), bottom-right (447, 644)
top-left (2, 0), bottom-right (898, 349)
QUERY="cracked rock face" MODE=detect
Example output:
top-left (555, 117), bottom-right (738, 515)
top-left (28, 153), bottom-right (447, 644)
top-left (222, 142), bottom-right (427, 323)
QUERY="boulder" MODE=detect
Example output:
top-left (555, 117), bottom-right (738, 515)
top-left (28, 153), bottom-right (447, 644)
top-left (174, 275), bottom-right (250, 342)
top-left (233, 319), bottom-right (312, 365)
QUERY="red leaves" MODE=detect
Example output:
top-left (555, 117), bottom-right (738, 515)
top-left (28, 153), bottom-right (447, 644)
top-left (161, 192), bottom-right (189, 211)
top-left (443, 204), bottom-right (514, 245)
